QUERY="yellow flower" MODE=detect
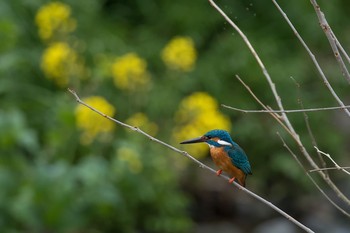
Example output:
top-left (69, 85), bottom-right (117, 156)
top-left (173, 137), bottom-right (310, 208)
top-left (111, 53), bottom-right (150, 91)
top-left (117, 147), bottom-right (143, 174)
top-left (126, 112), bottom-right (158, 136)
top-left (35, 1), bottom-right (76, 41)
top-left (75, 96), bottom-right (116, 144)
top-left (173, 92), bottom-right (231, 158)
top-left (40, 42), bottom-right (79, 87)
top-left (161, 36), bottom-right (197, 72)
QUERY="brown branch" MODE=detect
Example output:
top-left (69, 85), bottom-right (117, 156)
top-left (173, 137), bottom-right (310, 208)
top-left (68, 87), bottom-right (315, 233)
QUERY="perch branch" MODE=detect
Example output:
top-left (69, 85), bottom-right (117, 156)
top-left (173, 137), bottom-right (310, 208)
top-left (68, 88), bottom-right (315, 233)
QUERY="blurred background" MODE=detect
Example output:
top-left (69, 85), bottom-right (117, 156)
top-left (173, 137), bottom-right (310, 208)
top-left (1, 0), bottom-right (349, 232)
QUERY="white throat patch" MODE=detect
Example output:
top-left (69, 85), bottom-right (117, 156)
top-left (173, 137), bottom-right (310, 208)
top-left (217, 140), bottom-right (232, 146)
top-left (206, 142), bottom-right (214, 148)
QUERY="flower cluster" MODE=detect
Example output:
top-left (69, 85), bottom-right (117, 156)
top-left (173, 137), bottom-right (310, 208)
top-left (126, 113), bottom-right (158, 136)
top-left (40, 42), bottom-right (79, 87)
top-left (35, 1), bottom-right (76, 42)
top-left (111, 53), bottom-right (150, 91)
top-left (75, 96), bottom-right (116, 144)
top-left (36, 2), bottom-right (84, 87)
top-left (161, 36), bottom-right (197, 72)
top-left (173, 92), bottom-right (231, 158)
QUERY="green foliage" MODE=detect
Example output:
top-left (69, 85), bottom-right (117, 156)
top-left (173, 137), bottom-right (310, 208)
top-left (1, 0), bottom-right (349, 231)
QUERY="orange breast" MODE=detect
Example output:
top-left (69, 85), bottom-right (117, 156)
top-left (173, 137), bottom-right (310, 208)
top-left (210, 147), bottom-right (247, 186)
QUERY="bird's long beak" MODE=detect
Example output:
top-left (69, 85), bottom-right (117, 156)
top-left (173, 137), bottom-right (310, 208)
top-left (180, 136), bottom-right (205, 144)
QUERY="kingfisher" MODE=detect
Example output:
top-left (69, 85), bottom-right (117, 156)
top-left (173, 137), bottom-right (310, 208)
top-left (180, 129), bottom-right (252, 187)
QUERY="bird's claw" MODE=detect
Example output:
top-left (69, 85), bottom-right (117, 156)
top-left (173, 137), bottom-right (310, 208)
top-left (216, 169), bottom-right (223, 176)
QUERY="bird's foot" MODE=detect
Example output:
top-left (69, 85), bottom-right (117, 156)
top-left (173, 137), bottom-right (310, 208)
top-left (216, 169), bottom-right (223, 176)
top-left (229, 177), bottom-right (236, 183)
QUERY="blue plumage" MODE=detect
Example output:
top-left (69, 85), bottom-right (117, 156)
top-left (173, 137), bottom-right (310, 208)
top-left (205, 130), bottom-right (252, 175)
top-left (180, 129), bottom-right (252, 186)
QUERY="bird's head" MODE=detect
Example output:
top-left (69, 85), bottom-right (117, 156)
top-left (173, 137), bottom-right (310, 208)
top-left (180, 129), bottom-right (233, 148)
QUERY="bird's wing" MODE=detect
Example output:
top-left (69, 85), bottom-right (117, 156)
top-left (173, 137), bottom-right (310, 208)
top-left (227, 145), bottom-right (252, 175)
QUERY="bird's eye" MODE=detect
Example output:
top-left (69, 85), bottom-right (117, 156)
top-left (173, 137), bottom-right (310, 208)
top-left (206, 136), bottom-right (212, 140)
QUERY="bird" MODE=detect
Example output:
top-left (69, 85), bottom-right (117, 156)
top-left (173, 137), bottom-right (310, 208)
top-left (180, 129), bottom-right (252, 187)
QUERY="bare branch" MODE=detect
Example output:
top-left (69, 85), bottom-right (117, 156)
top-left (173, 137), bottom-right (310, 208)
top-left (221, 104), bottom-right (350, 113)
top-left (309, 167), bottom-right (350, 173)
top-left (308, 0), bottom-right (350, 84)
top-left (235, 75), bottom-right (293, 136)
top-left (208, 0), bottom-right (297, 134)
top-left (291, 77), bottom-right (328, 174)
top-left (314, 146), bottom-right (350, 176)
top-left (68, 88), bottom-right (315, 233)
top-left (272, 0), bottom-right (350, 117)
top-left (277, 132), bottom-right (350, 218)
top-left (297, 100), bottom-right (328, 175)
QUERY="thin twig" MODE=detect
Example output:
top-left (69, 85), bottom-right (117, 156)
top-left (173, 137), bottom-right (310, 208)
top-left (68, 88), bottom-right (315, 233)
top-left (309, 167), bottom-right (350, 173)
top-left (221, 104), bottom-right (350, 113)
top-left (308, 0), bottom-right (350, 84)
top-left (272, 0), bottom-right (350, 117)
top-left (314, 146), bottom-right (350, 176)
top-left (234, 75), bottom-right (294, 137)
top-left (208, 0), bottom-right (298, 134)
top-left (291, 77), bottom-right (328, 175)
top-left (299, 102), bottom-right (328, 175)
top-left (277, 132), bottom-right (350, 218)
